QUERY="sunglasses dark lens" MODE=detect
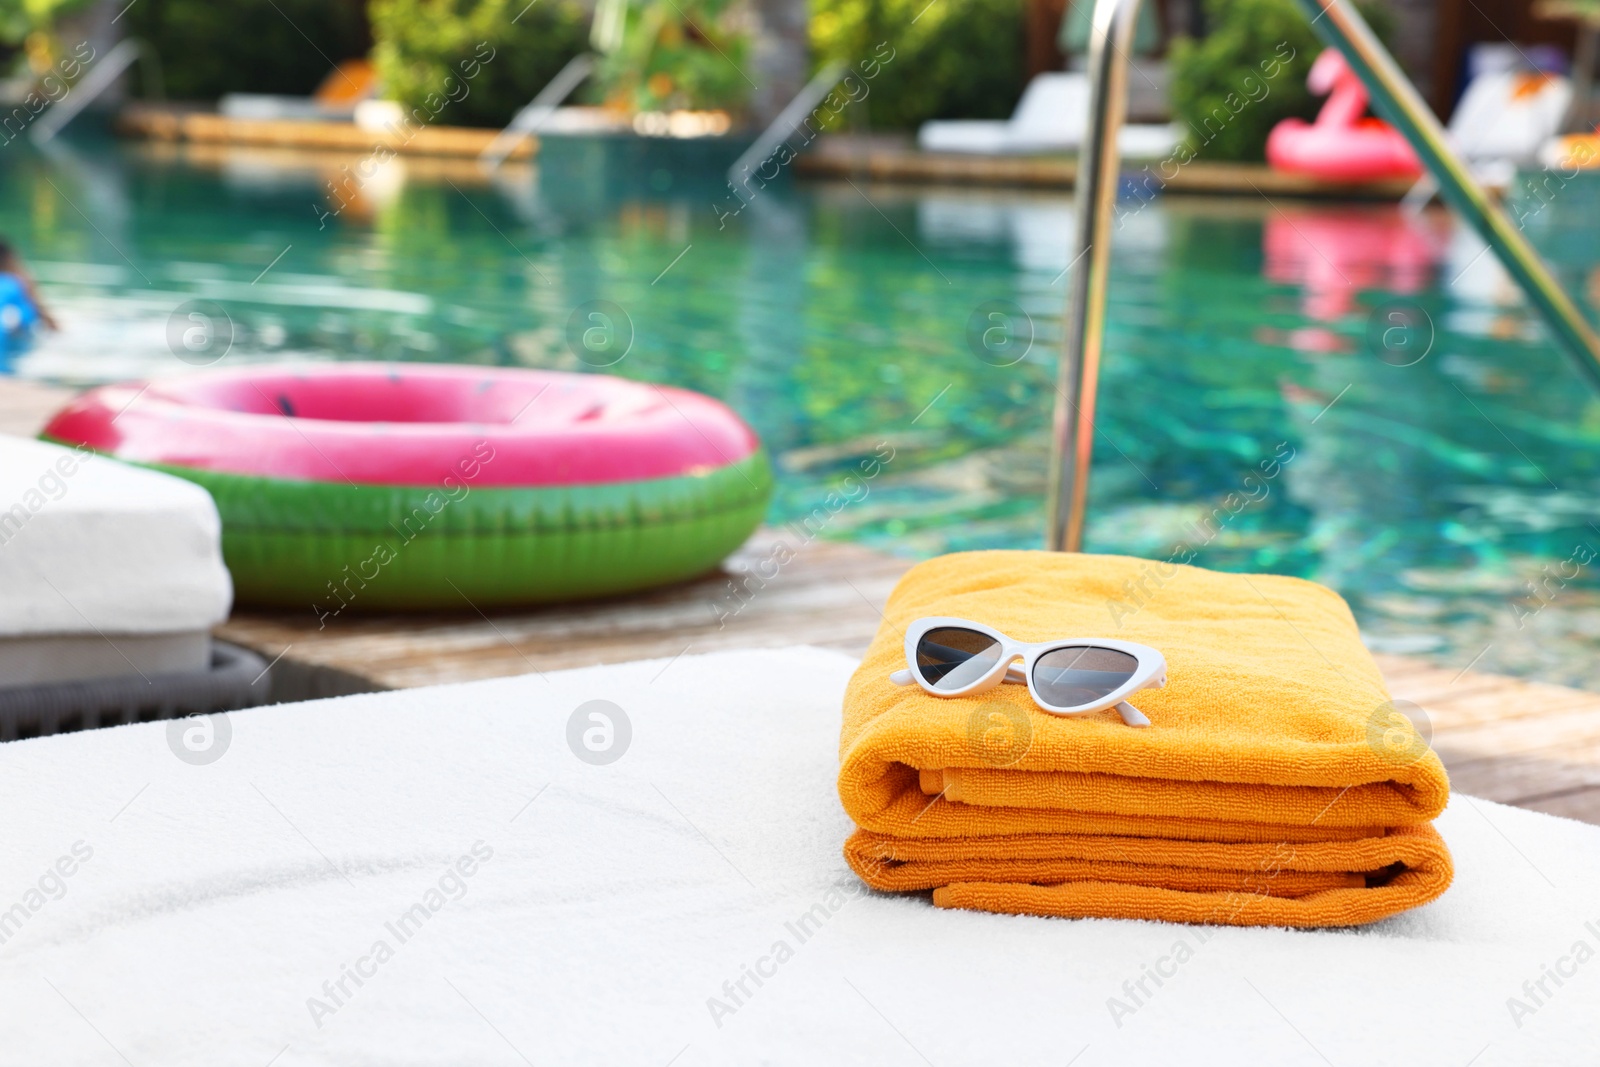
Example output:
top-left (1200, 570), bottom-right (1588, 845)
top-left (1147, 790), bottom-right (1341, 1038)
top-left (1032, 646), bottom-right (1138, 709)
top-left (915, 627), bottom-right (1003, 691)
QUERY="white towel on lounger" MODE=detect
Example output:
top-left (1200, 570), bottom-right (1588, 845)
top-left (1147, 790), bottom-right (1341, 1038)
top-left (0, 647), bottom-right (1597, 1064)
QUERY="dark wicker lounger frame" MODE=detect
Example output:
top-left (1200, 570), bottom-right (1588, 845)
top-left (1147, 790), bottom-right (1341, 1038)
top-left (0, 641), bottom-right (271, 742)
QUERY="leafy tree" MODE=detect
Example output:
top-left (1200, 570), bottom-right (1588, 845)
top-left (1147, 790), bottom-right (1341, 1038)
top-left (370, 0), bottom-right (588, 127)
top-left (1535, 0), bottom-right (1599, 130)
top-left (810, 0), bottom-right (1025, 129)
top-left (0, 0), bottom-right (93, 46)
top-left (590, 0), bottom-right (751, 113)
top-left (126, 0), bottom-right (369, 98)
top-left (1169, 0), bottom-right (1393, 161)
top-left (1, 0), bottom-right (95, 76)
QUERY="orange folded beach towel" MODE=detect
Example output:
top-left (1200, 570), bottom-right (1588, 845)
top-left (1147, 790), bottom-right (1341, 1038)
top-left (837, 551), bottom-right (1453, 927)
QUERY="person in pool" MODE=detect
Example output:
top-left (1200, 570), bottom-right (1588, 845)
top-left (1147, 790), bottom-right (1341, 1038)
top-left (0, 240), bottom-right (58, 369)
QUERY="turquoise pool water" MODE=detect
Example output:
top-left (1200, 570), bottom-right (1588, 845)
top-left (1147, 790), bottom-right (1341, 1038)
top-left (7, 135), bottom-right (1600, 687)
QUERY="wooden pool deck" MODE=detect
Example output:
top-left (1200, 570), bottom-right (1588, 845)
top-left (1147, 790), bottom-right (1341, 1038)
top-left (4, 379), bottom-right (1599, 825)
top-left (116, 103), bottom-right (536, 160)
top-left (108, 110), bottom-right (1415, 200)
top-left (794, 135), bottom-right (1417, 199)
top-left (213, 530), bottom-right (910, 694)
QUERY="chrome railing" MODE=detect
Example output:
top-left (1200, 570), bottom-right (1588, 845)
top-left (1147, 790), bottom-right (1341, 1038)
top-left (32, 39), bottom-right (162, 143)
top-left (1045, 0), bottom-right (1142, 553)
top-left (726, 60), bottom-right (848, 193)
top-left (479, 54), bottom-right (597, 169)
top-left (1046, 0), bottom-right (1600, 551)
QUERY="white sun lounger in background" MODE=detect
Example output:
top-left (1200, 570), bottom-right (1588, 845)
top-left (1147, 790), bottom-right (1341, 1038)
top-left (0, 436), bottom-right (232, 688)
top-left (220, 59), bottom-right (377, 123)
top-left (1408, 63), bottom-right (1572, 206)
top-left (1449, 69), bottom-right (1572, 175)
top-left (5, 646), bottom-right (1597, 1062)
top-left (917, 72), bottom-right (1179, 158)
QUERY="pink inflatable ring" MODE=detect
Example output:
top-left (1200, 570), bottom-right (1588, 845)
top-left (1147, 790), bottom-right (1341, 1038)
top-left (42, 363), bottom-right (774, 611)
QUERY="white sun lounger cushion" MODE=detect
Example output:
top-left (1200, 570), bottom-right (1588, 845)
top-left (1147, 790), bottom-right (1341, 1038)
top-left (0, 436), bottom-right (231, 638)
top-left (4, 647), bottom-right (1598, 1063)
top-left (918, 72), bottom-right (1178, 158)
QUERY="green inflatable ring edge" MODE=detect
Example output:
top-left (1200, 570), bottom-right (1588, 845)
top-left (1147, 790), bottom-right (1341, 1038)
top-left (46, 438), bottom-right (774, 611)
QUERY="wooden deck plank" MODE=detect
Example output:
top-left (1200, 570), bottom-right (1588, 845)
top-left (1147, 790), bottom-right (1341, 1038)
top-left (1517, 786), bottom-right (1600, 823)
top-left (0, 378), bottom-right (72, 437)
top-left (1417, 686), bottom-right (1600, 731)
top-left (1432, 705), bottom-right (1600, 760)
top-left (1441, 746), bottom-right (1600, 803)
top-left (116, 104), bottom-right (537, 159)
top-left (215, 530), bottom-right (908, 690)
top-left (1370, 652), bottom-right (1585, 723)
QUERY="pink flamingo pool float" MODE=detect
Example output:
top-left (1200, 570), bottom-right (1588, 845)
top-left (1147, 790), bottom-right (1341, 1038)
top-left (1266, 49), bottom-right (1422, 183)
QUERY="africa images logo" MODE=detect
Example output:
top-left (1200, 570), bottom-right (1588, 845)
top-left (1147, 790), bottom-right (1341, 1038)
top-left (166, 713), bottom-right (232, 766)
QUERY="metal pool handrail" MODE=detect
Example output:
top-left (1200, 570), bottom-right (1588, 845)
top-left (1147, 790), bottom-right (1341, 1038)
top-left (1299, 0), bottom-right (1600, 375)
top-left (480, 54), bottom-right (597, 169)
top-left (1046, 0), bottom-right (1600, 552)
top-left (726, 61), bottom-right (848, 194)
top-left (1045, 0), bottom-right (1141, 554)
top-left (32, 39), bottom-right (163, 144)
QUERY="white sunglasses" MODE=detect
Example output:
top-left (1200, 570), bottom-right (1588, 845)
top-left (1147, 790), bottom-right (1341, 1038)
top-left (889, 616), bottom-right (1166, 728)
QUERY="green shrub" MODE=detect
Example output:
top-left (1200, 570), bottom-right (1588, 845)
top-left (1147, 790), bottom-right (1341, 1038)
top-left (126, 0), bottom-right (370, 98)
top-left (1, 0), bottom-right (80, 44)
top-left (370, 0), bottom-right (589, 128)
top-left (590, 0), bottom-right (750, 113)
top-left (0, 3), bottom-right (83, 84)
top-left (1169, 0), bottom-right (1394, 161)
top-left (811, 0), bottom-right (1025, 130)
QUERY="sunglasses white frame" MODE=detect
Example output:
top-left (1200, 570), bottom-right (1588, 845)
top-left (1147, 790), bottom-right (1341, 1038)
top-left (889, 616), bottom-right (1166, 728)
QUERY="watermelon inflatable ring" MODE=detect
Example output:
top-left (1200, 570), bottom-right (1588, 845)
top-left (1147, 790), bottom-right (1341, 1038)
top-left (42, 363), bottom-right (774, 611)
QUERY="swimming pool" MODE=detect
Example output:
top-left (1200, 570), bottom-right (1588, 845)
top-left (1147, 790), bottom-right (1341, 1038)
top-left (8, 134), bottom-right (1600, 687)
